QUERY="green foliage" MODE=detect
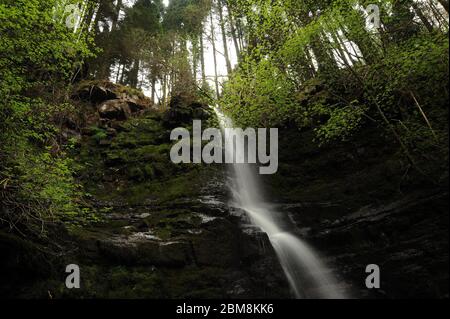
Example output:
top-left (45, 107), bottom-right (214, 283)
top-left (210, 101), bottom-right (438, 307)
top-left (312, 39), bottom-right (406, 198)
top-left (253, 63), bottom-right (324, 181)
top-left (366, 33), bottom-right (449, 113)
top-left (313, 101), bottom-right (368, 145)
top-left (221, 0), bottom-right (449, 156)
top-left (0, 0), bottom-right (96, 230)
top-left (221, 55), bottom-right (297, 127)
top-left (163, 0), bottom-right (210, 35)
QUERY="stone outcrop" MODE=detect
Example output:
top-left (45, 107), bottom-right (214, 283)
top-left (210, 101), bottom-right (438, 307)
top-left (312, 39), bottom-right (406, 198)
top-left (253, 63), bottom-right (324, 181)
top-left (264, 124), bottom-right (449, 299)
top-left (162, 95), bottom-right (211, 128)
top-left (72, 80), bottom-right (153, 123)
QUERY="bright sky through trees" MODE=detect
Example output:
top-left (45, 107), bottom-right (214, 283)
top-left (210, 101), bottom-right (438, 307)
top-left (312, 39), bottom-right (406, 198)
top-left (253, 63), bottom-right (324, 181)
top-left (117, 0), bottom-right (238, 101)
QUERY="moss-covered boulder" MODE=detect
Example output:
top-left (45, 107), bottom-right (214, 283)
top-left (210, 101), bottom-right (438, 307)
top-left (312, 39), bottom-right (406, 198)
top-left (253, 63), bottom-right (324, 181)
top-left (71, 80), bottom-right (154, 123)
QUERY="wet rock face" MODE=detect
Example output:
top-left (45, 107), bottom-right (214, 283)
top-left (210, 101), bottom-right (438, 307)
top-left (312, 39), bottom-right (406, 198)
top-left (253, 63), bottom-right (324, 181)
top-left (310, 193), bottom-right (449, 299)
top-left (1, 89), bottom-right (290, 299)
top-left (277, 192), bottom-right (449, 299)
top-left (55, 95), bottom-right (290, 299)
top-left (98, 236), bottom-right (192, 267)
top-left (191, 218), bottom-right (241, 268)
top-left (68, 187), bottom-right (289, 298)
top-left (162, 96), bottom-right (211, 128)
top-left (266, 125), bottom-right (449, 299)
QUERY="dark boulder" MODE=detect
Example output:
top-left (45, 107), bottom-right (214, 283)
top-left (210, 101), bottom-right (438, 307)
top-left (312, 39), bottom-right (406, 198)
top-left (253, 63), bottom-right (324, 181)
top-left (72, 80), bottom-right (154, 124)
top-left (191, 218), bottom-right (241, 268)
top-left (73, 84), bottom-right (118, 104)
top-left (163, 95), bottom-right (211, 128)
top-left (98, 100), bottom-right (132, 121)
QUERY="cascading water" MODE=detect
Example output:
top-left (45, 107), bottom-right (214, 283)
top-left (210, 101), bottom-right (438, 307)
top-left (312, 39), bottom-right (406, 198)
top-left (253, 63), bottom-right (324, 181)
top-left (215, 109), bottom-right (346, 299)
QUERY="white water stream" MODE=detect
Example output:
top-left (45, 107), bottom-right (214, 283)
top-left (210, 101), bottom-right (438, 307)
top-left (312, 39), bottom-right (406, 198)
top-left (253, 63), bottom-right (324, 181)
top-left (215, 109), bottom-right (346, 299)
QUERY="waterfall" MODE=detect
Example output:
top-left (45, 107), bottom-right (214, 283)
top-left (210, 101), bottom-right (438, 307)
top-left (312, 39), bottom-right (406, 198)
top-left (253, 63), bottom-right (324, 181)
top-left (215, 109), bottom-right (346, 299)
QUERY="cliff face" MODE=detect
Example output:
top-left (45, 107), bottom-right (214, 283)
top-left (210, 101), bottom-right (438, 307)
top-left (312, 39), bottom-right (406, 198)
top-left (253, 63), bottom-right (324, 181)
top-left (63, 97), bottom-right (289, 299)
top-left (0, 84), bottom-right (289, 299)
top-left (264, 125), bottom-right (449, 298)
top-left (1, 81), bottom-right (447, 299)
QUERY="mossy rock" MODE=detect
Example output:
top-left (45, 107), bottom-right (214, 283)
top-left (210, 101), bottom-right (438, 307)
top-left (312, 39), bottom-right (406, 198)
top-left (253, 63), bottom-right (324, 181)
top-left (73, 80), bottom-right (151, 106)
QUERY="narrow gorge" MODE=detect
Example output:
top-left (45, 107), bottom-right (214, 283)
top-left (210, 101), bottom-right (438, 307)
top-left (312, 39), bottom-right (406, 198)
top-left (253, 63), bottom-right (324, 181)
top-left (1, 0), bottom-right (448, 301)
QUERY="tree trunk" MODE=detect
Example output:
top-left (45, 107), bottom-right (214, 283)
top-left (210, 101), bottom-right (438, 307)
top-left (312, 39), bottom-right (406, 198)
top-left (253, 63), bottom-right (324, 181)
top-left (80, 0), bottom-right (96, 33)
top-left (111, 0), bottom-right (123, 31)
top-left (334, 30), bottom-right (359, 64)
top-left (151, 76), bottom-right (156, 104)
top-left (304, 48), bottom-right (317, 78)
top-left (192, 35), bottom-right (199, 83)
top-left (200, 25), bottom-right (206, 87)
top-left (429, 0), bottom-right (449, 29)
top-left (119, 64), bottom-right (125, 84)
top-left (411, 2), bottom-right (434, 32)
top-left (93, 0), bottom-right (106, 34)
top-left (129, 58), bottom-right (140, 89)
top-left (225, 1), bottom-right (241, 61)
top-left (210, 13), bottom-right (220, 98)
top-left (115, 63), bottom-right (122, 83)
top-left (235, 17), bottom-right (245, 52)
top-left (437, 0), bottom-right (449, 13)
top-left (308, 31), bottom-right (337, 74)
top-left (329, 30), bottom-right (352, 67)
top-left (162, 74), bottom-right (167, 108)
top-left (217, 0), bottom-right (232, 74)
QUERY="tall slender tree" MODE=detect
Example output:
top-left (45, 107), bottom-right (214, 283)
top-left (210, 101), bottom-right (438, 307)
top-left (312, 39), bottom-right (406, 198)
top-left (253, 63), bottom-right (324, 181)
top-left (217, 0), bottom-right (232, 74)
top-left (210, 12), bottom-right (220, 98)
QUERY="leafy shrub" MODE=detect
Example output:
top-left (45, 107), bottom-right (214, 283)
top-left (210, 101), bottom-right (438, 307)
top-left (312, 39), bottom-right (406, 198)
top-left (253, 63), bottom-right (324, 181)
top-left (0, 0), bottom-right (96, 232)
